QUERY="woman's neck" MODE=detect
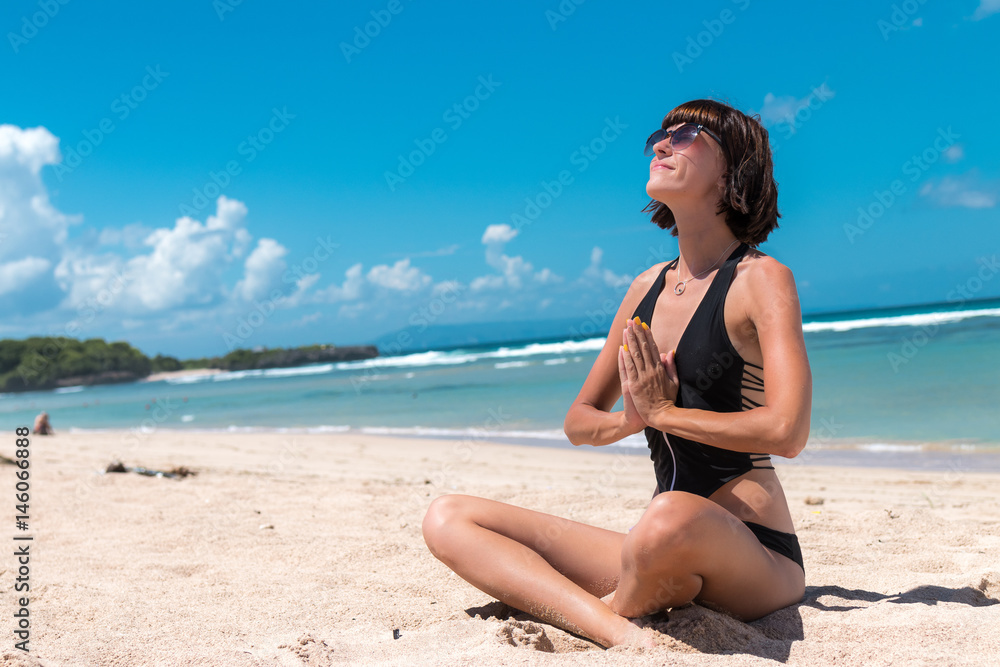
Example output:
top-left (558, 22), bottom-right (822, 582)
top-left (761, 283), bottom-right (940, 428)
top-left (675, 225), bottom-right (740, 278)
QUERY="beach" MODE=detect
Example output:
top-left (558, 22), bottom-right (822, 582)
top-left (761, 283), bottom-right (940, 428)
top-left (8, 429), bottom-right (999, 666)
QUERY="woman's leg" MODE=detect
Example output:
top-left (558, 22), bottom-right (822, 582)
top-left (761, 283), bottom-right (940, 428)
top-left (421, 494), bottom-right (649, 648)
top-left (609, 491), bottom-right (805, 620)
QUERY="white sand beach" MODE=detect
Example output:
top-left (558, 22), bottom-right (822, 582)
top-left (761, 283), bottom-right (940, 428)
top-left (6, 430), bottom-right (999, 666)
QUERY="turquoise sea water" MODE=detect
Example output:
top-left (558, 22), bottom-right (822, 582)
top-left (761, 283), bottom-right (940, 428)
top-left (2, 299), bottom-right (998, 457)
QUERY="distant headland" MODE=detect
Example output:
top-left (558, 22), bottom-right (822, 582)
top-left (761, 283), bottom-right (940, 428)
top-left (0, 337), bottom-right (378, 393)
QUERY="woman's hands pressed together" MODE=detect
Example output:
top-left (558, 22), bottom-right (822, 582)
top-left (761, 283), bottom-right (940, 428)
top-left (618, 317), bottom-right (679, 429)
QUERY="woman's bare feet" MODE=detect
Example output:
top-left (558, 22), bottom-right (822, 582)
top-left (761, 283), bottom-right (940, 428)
top-left (599, 590), bottom-right (659, 649)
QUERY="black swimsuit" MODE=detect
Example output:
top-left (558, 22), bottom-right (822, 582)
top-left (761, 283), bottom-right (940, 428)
top-left (631, 242), bottom-right (804, 572)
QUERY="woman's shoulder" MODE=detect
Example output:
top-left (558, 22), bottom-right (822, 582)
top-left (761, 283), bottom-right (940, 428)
top-left (735, 247), bottom-right (796, 287)
top-left (733, 247), bottom-right (803, 316)
top-left (628, 261), bottom-right (674, 294)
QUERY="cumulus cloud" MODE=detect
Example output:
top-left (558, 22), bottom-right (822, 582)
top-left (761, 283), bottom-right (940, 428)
top-left (943, 145), bottom-right (965, 163)
top-left (973, 0), bottom-right (1000, 20)
top-left (316, 263), bottom-right (365, 302)
top-left (755, 83), bottom-right (835, 136)
top-left (472, 223), bottom-right (560, 291)
top-left (579, 247), bottom-right (632, 289)
top-left (367, 258), bottom-right (432, 292)
top-left (482, 224), bottom-right (518, 244)
top-left (98, 222), bottom-right (156, 249)
top-left (235, 238), bottom-right (289, 302)
top-left (0, 124), bottom-right (82, 312)
top-left (919, 171), bottom-right (998, 209)
top-left (123, 196), bottom-right (258, 310)
top-left (52, 195), bottom-right (288, 317)
top-left (0, 257), bottom-right (51, 296)
top-left (312, 257), bottom-right (435, 305)
top-left (0, 125), bottom-right (61, 174)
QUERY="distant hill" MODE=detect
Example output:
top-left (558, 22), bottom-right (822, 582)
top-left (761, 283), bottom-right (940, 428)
top-left (0, 337), bottom-right (377, 393)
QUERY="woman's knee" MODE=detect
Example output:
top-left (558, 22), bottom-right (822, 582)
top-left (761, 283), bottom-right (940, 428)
top-left (625, 493), bottom-right (707, 572)
top-left (421, 494), bottom-right (472, 557)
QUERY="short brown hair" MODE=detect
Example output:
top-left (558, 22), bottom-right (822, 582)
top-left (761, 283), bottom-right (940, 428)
top-left (642, 98), bottom-right (780, 247)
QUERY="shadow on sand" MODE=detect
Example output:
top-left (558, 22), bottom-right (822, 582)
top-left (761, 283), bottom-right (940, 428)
top-left (467, 582), bottom-right (998, 659)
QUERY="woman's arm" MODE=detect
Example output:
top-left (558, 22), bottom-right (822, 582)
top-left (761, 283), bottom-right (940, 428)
top-left (622, 259), bottom-right (812, 458)
top-left (564, 267), bottom-right (663, 447)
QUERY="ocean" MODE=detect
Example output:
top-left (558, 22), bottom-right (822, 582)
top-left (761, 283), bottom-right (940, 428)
top-left (3, 298), bottom-right (998, 466)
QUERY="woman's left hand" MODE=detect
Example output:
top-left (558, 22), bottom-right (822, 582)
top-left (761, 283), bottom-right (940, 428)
top-left (620, 317), bottom-right (679, 421)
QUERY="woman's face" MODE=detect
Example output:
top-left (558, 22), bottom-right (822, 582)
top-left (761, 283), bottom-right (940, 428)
top-left (646, 123), bottom-right (728, 206)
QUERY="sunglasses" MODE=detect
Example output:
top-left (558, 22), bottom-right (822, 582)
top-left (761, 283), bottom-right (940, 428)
top-left (644, 123), bottom-right (724, 156)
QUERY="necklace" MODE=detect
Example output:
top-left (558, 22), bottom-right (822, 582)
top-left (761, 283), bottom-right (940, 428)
top-left (673, 239), bottom-right (740, 295)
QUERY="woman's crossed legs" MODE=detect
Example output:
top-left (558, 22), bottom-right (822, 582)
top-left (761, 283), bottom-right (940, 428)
top-left (421, 491), bottom-right (804, 649)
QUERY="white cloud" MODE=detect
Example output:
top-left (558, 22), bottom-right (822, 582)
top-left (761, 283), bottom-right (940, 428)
top-left (431, 280), bottom-right (463, 297)
top-left (317, 263), bottom-right (365, 302)
top-left (973, 0), bottom-right (1000, 20)
top-left (533, 267), bottom-right (561, 285)
top-left (756, 83), bottom-right (835, 135)
top-left (0, 256), bottom-right (51, 296)
top-left (943, 145), bottom-right (964, 163)
top-left (579, 246), bottom-right (632, 289)
top-left (472, 224), bottom-right (560, 291)
top-left (0, 124), bottom-right (82, 312)
top-left (367, 258), bottom-right (432, 292)
top-left (52, 195), bottom-right (268, 315)
top-left (470, 274), bottom-right (505, 291)
top-left (0, 125), bottom-right (61, 174)
top-left (98, 222), bottom-right (155, 249)
top-left (919, 171), bottom-right (998, 209)
top-left (482, 224), bottom-right (518, 244)
top-left (235, 238), bottom-right (289, 302)
top-left (53, 251), bottom-right (128, 312)
top-left (123, 197), bottom-right (247, 310)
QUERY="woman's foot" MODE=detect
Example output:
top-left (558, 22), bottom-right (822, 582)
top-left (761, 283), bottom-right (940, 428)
top-left (599, 590), bottom-right (659, 649)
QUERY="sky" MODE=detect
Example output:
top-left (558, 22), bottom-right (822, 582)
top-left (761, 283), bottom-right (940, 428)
top-left (1, 0), bottom-right (998, 358)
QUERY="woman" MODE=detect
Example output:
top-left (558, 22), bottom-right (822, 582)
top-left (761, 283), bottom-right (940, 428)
top-left (422, 99), bottom-right (812, 649)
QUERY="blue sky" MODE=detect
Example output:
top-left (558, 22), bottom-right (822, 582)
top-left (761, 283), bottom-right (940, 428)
top-left (1, 0), bottom-right (997, 358)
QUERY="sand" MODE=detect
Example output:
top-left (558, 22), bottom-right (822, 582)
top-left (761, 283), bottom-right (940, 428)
top-left (6, 429), bottom-right (998, 666)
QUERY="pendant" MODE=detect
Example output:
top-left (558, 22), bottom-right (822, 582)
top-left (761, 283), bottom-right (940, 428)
top-left (673, 282), bottom-right (686, 295)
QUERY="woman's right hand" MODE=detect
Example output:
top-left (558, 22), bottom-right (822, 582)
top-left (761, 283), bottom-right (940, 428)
top-left (617, 345), bottom-right (649, 435)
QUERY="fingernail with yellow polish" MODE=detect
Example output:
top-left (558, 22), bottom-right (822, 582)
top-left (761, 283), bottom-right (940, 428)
top-left (641, 322), bottom-right (649, 330)
top-left (623, 344), bottom-right (629, 352)
top-left (633, 316), bottom-right (641, 324)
